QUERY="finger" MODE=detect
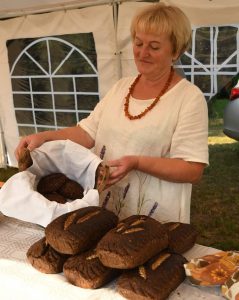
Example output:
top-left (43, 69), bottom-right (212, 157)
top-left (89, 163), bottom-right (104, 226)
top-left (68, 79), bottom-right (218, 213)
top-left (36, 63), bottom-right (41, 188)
top-left (27, 142), bottom-right (35, 152)
top-left (109, 169), bottom-right (123, 179)
top-left (107, 159), bottom-right (121, 167)
top-left (14, 149), bottom-right (20, 161)
top-left (15, 145), bottom-right (26, 160)
top-left (107, 177), bottom-right (120, 186)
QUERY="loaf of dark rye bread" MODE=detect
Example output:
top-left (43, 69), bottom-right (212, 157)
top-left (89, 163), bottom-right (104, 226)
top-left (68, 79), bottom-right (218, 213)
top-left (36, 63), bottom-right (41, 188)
top-left (117, 251), bottom-right (187, 300)
top-left (163, 222), bottom-right (198, 254)
top-left (26, 237), bottom-right (69, 274)
top-left (45, 206), bottom-right (118, 255)
top-left (37, 173), bottom-right (68, 194)
top-left (63, 248), bottom-right (121, 289)
top-left (58, 178), bottom-right (84, 200)
top-left (18, 148), bottom-right (33, 171)
top-left (43, 192), bottom-right (67, 204)
top-left (96, 215), bottom-right (168, 269)
top-left (37, 173), bottom-right (85, 203)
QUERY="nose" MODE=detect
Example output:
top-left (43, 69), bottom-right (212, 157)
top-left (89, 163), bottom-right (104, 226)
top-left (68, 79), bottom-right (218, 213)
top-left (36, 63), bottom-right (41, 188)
top-left (139, 46), bottom-right (150, 58)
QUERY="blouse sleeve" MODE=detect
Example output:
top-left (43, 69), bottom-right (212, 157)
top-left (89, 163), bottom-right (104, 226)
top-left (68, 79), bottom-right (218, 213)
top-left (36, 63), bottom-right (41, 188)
top-left (170, 86), bottom-right (209, 165)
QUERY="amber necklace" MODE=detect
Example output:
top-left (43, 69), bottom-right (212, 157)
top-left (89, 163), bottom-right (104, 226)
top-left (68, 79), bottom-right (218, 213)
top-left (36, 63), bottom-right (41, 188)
top-left (124, 67), bottom-right (174, 120)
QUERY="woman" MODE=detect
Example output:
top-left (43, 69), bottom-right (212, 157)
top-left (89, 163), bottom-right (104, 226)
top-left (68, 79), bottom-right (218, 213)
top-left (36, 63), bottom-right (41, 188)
top-left (15, 3), bottom-right (208, 223)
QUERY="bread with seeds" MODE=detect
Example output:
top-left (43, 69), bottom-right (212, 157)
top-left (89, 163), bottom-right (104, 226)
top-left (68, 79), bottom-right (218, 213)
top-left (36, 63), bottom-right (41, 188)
top-left (96, 215), bottom-right (168, 269)
top-left (45, 206), bottom-right (118, 255)
top-left (117, 251), bottom-right (187, 300)
top-left (63, 248), bottom-right (121, 289)
top-left (163, 222), bottom-right (198, 254)
top-left (27, 237), bottom-right (69, 274)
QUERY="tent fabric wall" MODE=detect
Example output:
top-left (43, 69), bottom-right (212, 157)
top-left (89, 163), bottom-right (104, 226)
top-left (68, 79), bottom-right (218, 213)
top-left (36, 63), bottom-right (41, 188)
top-left (0, 0), bottom-right (112, 19)
top-left (0, 5), bottom-right (116, 167)
top-left (162, 0), bottom-right (239, 26)
top-left (117, 2), bottom-right (147, 78)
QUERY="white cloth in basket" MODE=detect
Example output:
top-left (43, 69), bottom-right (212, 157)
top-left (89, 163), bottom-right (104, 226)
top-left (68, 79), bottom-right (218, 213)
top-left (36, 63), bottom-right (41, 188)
top-left (0, 140), bottom-right (102, 227)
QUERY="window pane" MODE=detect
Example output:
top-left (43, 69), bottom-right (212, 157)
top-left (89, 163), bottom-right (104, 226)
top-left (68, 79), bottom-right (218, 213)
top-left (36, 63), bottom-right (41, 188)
top-left (56, 112), bottom-right (76, 126)
top-left (194, 75), bottom-right (211, 93)
top-left (18, 126), bottom-right (35, 136)
top-left (49, 40), bottom-right (73, 73)
top-left (8, 33), bottom-right (99, 134)
top-left (35, 111), bottom-right (54, 126)
top-left (33, 94), bottom-right (53, 109)
top-left (78, 112), bottom-right (90, 121)
top-left (217, 27), bottom-right (237, 64)
top-left (11, 78), bottom-right (30, 91)
top-left (32, 78), bottom-right (51, 92)
top-left (15, 110), bottom-right (34, 124)
top-left (181, 53), bottom-right (191, 65)
top-left (56, 51), bottom-right (95, 74)
top-left (54, 94), bottom-right (75, 110)
top-left (195, 27), bottom-right (211, 65)
top-left (13, 94), bottom-right (32, 108)
top-left (217, 75), bottom-right (234, 95)
top-left (53, 77), bottom-right (73, 92)
top-left (75, 77), bottom-right (98, 92)
top-left (37, 127), bottom-right (55, 132)
top-left (27, 41), bottom-right (49, 73)
top-left (77, 94), bottom-right (99, 110)
top-left (12, 53), bottom-right (45, 76)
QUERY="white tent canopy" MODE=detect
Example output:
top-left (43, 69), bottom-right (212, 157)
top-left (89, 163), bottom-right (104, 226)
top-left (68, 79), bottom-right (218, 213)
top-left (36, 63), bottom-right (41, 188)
top-left (0, 0), bottom-right (239, 25)
top-left (0, 0), bottom-right (239, 167)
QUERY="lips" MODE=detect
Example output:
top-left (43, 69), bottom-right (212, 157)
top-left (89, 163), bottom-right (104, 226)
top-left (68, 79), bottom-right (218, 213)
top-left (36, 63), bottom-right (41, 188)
top-left (138, 59), bottom-right (152, 64)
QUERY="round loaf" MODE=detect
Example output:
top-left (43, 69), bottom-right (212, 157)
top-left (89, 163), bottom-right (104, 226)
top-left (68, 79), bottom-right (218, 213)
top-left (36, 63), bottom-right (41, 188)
top-left (44, 193), bottom-right (67, 204)
top-left (37, 173), bottom-right (67, 194)
top-left (58, 179), bottom-right (84, 199)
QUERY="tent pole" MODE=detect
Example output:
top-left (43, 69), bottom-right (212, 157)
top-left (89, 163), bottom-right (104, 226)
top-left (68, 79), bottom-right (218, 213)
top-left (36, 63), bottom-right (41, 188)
top-left (0, 120), bottom-right (7, 169)
top-left (113, 1), bottom-right (122, 80)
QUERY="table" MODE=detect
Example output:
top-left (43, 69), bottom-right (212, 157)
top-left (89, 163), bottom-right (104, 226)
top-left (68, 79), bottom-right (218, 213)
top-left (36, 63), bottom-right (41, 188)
top-left (0, 213), bottom-right (224, 300)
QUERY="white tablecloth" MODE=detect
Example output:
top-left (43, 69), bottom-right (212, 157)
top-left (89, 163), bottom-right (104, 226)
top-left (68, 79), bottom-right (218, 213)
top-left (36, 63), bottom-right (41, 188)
top-left (0, 213), bottom-right (224, 300)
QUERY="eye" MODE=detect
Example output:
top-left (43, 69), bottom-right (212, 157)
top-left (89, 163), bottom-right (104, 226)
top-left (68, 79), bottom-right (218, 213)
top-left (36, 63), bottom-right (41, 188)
top-left (150, 44), bottom-right (160, 50)
top-left (134, 41), bottom-right (143, 47)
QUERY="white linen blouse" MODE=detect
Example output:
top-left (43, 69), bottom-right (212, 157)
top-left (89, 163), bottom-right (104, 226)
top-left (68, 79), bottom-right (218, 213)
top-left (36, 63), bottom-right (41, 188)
top-left (79, 76), bottom-right (208, 223)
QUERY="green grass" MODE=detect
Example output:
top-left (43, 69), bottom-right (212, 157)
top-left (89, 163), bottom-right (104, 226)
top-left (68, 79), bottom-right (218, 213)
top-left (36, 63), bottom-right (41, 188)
top-left (0, 166), bottom-right (18, 182)
top-left (191, 142), bottom-right (239, 250)
top-left (191, 98), bottom-right (239, 250)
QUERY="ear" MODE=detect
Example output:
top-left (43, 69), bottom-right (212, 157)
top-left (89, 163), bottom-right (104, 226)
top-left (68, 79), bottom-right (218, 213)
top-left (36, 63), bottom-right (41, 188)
top-left (172, 51), bottom-right (180, 62)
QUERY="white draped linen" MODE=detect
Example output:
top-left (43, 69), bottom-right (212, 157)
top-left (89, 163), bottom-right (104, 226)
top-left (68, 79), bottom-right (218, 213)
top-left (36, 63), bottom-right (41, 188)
top-left (0, 140), bottom-right (102, 226)
top-left (0, 212), bottom-right (224, 300)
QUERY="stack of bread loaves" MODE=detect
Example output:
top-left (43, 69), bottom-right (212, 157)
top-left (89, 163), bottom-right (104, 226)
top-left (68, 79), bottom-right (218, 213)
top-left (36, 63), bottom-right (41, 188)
top-left (27, 207), bottom-right (198, 299)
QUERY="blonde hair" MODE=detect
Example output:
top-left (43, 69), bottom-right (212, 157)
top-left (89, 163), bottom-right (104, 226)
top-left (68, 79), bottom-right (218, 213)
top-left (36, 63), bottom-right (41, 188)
top-left (130, 3), bottom-right (191, 59)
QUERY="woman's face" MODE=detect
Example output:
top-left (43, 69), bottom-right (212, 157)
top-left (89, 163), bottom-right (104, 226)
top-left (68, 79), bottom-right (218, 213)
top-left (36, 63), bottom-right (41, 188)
top-left (133, 30), bottom-right (176, 78)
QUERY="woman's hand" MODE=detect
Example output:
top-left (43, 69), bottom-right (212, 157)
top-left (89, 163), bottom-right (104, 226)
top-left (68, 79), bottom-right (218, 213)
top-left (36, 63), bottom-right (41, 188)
top-left (106, 155), bottom-right (139, 186)
top-left (15, 133), bottom-right (47, 161)
top-left (14, 126), bottom-right (95, 161)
